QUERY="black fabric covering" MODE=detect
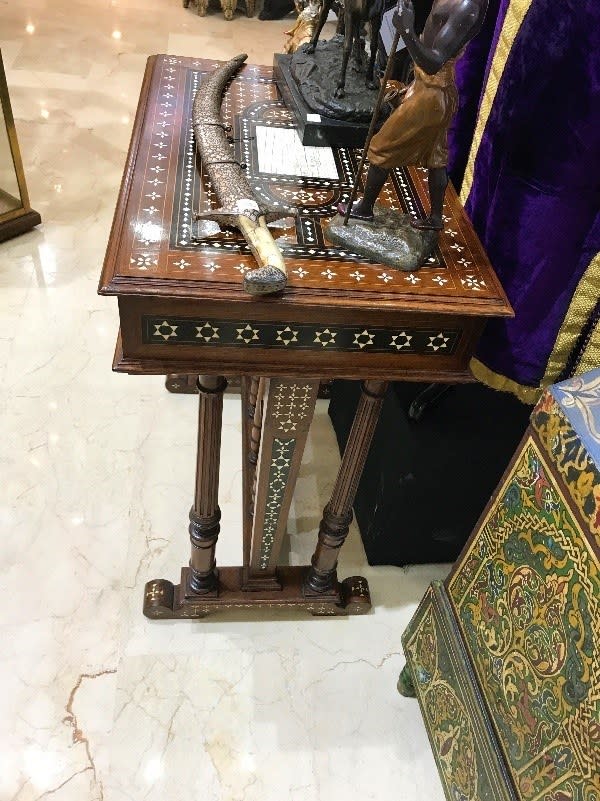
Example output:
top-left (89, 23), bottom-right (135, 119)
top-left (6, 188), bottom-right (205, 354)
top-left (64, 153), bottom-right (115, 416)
top-left (328, 380), bottom-right (531, 566)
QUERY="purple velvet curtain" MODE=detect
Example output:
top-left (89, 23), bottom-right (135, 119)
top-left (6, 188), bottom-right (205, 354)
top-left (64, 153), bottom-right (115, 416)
top-left (448, 0), bottom-right (600, 393)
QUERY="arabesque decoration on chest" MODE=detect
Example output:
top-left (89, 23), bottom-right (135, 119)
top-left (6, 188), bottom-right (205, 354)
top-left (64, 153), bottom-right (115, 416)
top-left (448, 438), bottom-right (600, 801)
top-left (532, 393), bottom-right (600, 553)
top-left (406, 600), bottom-right (479, 801)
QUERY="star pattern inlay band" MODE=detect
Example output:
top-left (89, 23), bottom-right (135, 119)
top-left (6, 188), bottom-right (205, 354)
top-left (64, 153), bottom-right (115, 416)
top-left (143, 316), bottom-right (461, 354)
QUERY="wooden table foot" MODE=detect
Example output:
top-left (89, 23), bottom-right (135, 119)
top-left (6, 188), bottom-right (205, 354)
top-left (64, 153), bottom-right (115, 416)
top-left (143, 568), bottom-right (371, 618)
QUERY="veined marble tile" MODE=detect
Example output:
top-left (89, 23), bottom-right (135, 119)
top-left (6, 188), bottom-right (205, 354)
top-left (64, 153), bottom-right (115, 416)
top-left (2, 3), bottom-right (449, 799)
top-left (106, 630), bottom-right (443, 801)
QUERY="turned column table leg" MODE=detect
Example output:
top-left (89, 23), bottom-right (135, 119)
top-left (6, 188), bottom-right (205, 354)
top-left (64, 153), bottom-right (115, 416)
top-left (186, 374), bottom-right (227, 596)
top-left (305, 379), bottom-right (388, 595)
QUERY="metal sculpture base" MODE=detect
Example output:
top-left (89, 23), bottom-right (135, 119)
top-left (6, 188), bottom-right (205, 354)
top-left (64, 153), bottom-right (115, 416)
top-left (274, 54), bottom-right (371, 147)
top-left (326, 206), bottom-right (439, 271)
top-left (290, 36), bottom-right (377, 122)
top-left (144, 568), bottom-right (371, 618)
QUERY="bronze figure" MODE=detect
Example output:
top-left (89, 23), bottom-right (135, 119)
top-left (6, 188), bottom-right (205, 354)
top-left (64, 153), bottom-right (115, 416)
top-left (342, 0), bottom-right (488, 231)
top-left (304, 0), bottom-right (381, 98)
top-left (284, 0), bottom-right (322, 54)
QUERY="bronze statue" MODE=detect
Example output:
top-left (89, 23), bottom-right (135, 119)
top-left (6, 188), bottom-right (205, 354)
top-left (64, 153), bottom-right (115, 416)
top-left (342, 0), bottom-right (488, 230)
top-left (305, 0), bottom-right (381, 98)
top-left (284, 0), bottom-right (323, 54)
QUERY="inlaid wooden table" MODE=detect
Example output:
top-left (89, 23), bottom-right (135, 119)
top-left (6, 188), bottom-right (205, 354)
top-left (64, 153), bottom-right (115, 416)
top-left (99, 54), bottom-right (512, 619)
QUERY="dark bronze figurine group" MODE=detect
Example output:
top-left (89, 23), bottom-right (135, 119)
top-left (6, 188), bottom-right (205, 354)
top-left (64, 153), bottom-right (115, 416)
top-left (309, 0), bottom-right (488, 233)
top-left (350, 0), bottom-right (487, 231)
top-left (305, 0), bottom-right (380, 98)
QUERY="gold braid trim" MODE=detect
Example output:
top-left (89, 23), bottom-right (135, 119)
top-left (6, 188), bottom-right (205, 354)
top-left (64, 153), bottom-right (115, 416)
top-left (577, 317), bottom-right (600, 375)
top-left (460, 0), bottom-right (534, 204)
top-left (469, 357), bottom-right (540, 405)
top-left (471, 251), bottom-right (600, 403)
top-left (542, 251), bottom-right (600, 383)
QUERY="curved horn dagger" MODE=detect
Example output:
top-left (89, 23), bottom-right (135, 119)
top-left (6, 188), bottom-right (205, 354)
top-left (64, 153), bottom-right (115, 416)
top-left (193, 54), bottom-right (288, 295)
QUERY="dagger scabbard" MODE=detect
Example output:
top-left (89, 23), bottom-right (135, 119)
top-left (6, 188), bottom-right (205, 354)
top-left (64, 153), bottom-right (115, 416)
top-left (192, 54), bottom-right (288, 295)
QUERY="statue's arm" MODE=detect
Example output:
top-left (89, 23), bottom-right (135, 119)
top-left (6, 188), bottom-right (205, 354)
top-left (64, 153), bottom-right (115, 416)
top-left (394, 0), bottom-right (481, 75)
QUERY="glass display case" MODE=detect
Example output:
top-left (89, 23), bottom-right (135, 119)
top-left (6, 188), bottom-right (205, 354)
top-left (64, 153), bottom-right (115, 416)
top-left (0, 50), bottom-right (40, 242)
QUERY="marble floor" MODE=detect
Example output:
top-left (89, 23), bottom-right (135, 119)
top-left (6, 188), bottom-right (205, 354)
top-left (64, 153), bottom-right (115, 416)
top-left (1, 2), bottom-right (449, 799)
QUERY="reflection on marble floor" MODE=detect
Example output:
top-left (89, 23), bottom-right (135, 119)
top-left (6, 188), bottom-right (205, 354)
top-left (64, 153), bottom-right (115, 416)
top-left (1, 3), bottom-right (448, 800)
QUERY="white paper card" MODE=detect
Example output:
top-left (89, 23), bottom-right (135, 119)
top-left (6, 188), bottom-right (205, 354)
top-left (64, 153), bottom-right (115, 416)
top-left (306, 113), bottom-right (322, 122)
top-left (255, 126), bottom-right (339, 180)
top-left (381, 8), bottom-right (408, 56)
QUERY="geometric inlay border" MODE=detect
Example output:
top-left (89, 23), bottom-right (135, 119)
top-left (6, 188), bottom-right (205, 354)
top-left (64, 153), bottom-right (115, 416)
top-left (143, 316), bottom-right (461, 355)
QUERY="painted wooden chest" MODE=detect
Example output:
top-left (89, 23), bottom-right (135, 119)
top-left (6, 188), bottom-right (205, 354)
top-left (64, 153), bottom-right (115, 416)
top-left (401, 369), bottom-right (600, 801)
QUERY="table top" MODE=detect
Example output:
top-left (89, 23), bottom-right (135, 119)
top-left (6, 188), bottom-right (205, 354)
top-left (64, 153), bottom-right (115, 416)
top-left (99, 54), bottom-right (512, 321)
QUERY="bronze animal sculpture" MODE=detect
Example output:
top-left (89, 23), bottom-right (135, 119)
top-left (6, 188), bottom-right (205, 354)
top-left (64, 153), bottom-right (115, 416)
top-left (192, 54), bottom-right (289, 294)
top-left (284, 0), bottom-right (323, 54)
top-left (342, 0), bottom-right (489, 230)
top-left (304, 0), bottom-right (381, 98)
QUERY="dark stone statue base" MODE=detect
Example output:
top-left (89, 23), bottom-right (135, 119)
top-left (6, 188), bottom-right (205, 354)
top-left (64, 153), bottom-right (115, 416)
top-left (326, 206), bottom-right (439, 272)
top-left (274, 54), bottom-right (371, 148)
top-left (290, 35), bottom-right (378, 122)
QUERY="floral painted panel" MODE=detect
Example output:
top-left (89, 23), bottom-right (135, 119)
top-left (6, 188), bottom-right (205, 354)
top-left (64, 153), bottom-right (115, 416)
top-left (532, 375), bottom-right (600, 553)
top-left (448, 438), bottom-right (600, 801)
top-left (551, 370), bottom-right (600, 465)
top-left (403, 584), bottom-right (514, 801)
